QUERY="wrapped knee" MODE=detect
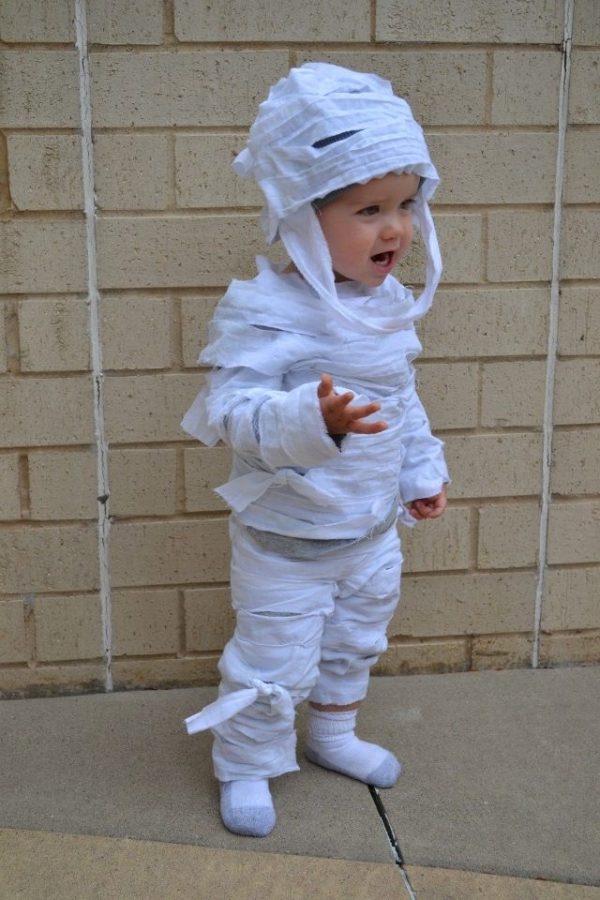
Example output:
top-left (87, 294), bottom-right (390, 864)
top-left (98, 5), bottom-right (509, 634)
top-left (219, 609), bottom-right (323, 702)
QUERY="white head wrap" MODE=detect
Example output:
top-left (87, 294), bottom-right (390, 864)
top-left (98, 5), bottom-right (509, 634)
top-left (233, 62), bottom-right (442, 333)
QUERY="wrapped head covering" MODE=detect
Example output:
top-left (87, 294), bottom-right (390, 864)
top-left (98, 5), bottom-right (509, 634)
top-left (234, 62), bottom-right (442, 333)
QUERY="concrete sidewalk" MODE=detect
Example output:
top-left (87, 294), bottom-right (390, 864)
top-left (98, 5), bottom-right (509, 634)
top-left (1, 667), bottom-right (599, 898)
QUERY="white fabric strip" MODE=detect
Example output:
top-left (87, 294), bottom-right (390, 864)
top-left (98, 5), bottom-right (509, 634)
top-left (185, 679), bottom-right (295, 735)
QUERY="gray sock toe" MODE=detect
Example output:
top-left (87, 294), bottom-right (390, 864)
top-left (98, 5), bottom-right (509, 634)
top-left (305, 745), bottom-right (401, 788)
top-left (366, 752), bottom-right (402, 788)
top-left (220, 783), bottom-right (276, 837)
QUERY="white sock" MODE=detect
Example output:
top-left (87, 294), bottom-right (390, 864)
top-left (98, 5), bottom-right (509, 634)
top-left (219, 778), bottom-right (276, 837)
top-left (305, 708), bottom-right (401, 788)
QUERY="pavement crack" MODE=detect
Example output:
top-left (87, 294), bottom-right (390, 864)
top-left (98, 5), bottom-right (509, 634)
top-left (368, 784), bottom-right (417, 899)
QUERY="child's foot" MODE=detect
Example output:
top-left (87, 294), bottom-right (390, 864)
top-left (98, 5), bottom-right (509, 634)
top-left (305, 708), bottom-right (401, 788)
top-left (219, 778), bottom-right (276, 837)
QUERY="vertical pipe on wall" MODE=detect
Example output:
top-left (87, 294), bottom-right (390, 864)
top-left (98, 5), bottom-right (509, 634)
top-left (532, 0), bottom-right (574, 668)
top-left (75, 0), bottom-right (113, 691)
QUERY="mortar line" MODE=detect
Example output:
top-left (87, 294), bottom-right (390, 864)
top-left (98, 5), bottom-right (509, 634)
top-left (532, 0), bottom-right (574, 669)
top-left (75, 0), bottom-right (113, 692)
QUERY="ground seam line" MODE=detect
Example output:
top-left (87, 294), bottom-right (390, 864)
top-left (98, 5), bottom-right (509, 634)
top-left (368, 785), bottom-right (417, 899)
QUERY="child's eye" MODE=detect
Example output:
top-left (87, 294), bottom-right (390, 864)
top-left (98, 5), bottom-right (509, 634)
top-left (400, 199), bottom-right (415, 211)
top-left (357, 205), bottom-right (380, 216)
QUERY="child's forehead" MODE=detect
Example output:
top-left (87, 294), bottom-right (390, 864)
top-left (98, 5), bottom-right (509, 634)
top-left (335, 172), bottom-right (420, 204)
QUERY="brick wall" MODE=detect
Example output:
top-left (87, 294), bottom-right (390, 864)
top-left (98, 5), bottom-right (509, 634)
top-left (0, 0), bottom-right (598, 696)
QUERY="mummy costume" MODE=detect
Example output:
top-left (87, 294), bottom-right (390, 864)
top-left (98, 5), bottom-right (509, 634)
top-left (181, 62), bottom-right (449, 835)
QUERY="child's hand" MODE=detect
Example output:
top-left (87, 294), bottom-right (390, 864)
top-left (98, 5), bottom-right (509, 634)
top-left (408, 485), bottom-right (448, 520)
top-left (318, 373), bottom-right (388, 436)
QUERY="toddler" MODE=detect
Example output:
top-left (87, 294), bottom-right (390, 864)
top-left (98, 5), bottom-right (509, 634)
top-left (182, 62), bottom-right (449, 838)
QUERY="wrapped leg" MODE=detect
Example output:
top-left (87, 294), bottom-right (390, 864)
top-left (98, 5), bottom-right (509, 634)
top-left (187, 608), bottom-right (325, 781)
top-left (309, 526), bottom-right (402, 706)
top-left (306, 527), bottom-right (403, 787)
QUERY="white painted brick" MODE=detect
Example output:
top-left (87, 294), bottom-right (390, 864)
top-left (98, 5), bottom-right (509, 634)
top-left (0, 220), bottom-right (87, 294)
top-left (401, 508), bottom-right (471, 573)
top-left (7, 135), bottom-right (83, 211)
top-left (183, 447), bottom-right (231, 513)
top-left (472, 634), bottom-right (533, 671)
top-left (18, 298), bottom-right (90, 372)
top-left (112, 590), bottom-right (180, 656)
top-left (487, 211), bottom-right (553, 282)
top-left (0, 454), bottom-right (20, 520)
top-left (0, 524), bottom-right (99, 593)
top-left (547, 501), bottom-right (600, 565)
top-left (29, 450), bottom-right (97, 520)
top-left (112, 655), bottom-right (219, 690)
top-left (0, 51), bottom-right (80, 128)
top-left (184, 587), bottom-right (235, 653)
top-left (375, 639), bottom-right (468, 675)
top-left (0, 601), bottom-right (27, 663)
top-left (565, 132), bottom-right (600, 204)
top-left (561, 210), bottom-right (600, 279)
top-left (35, 594), bottom-right (102, 662)
top-left (418, 288), bottom-right (549, 359)
top-left (90, 51), bottom-right (288, 127)
top-left (105, 373), bottom-right (199, 443)
top-left (558, 287), bottom-right (600, 356)
top-left (435, 214), bottom-right (484, 284)
top-left (444, 434), bottom-right (542, 500)
top-left (175, 0), bottom-right (370, 41)
top-left (0, 663), bottom-right (104, 696)
top-left (87, 0), bottom-right (163, 44)
top-left (175, 135), bottom-right (262, 208)
top-left (391, 572), bottom-right (536, 636)
top-left (554, 360), bottom-right (600, 425)
top-left (297, 51), bottom-right (487, 126)
top-left (552, 429), bottom-right (600, 495)
top-left (0, 377), bottom-right (94, 448)
top-left (101, 296), bottom-right (172, 370)
top-left (492, 51), bottom-right (561, 125)
top-left (377, 0), bottom-right (563, 43)
top-left (430, 133), bottom-right (556, 205)
top-left (110, 519), bottom-right (229, 588)
top-left (478, 503), bottom-right (539, 569)
top-left (181, 297), bottom-right (220, 367)
top-left (540, 631), bottom-right (600, 667)
top-left (96, 215), bottom-right (269, 290)
top-left (0, 0), bottom-right (74, 42)
top-left (94, 134), bottom-right (170, 211)
top-left (573, 0), bottom-right (600, 44)
top-left (417, 362), bottom-right (478, 430)
top-left (543, 568), bottom-right (600, 630)
top-left (570, 51), bottom-right (600, 124)
top-left (109, 449), bottom-right (177, 517)
top-left (481, 361), bottom-right (546, 427)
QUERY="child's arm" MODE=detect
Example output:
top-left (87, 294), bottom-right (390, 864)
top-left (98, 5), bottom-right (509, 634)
top-left (398, 372), bottom-right (449, 518)
top-left (202, 366), bottom-right (344, 470)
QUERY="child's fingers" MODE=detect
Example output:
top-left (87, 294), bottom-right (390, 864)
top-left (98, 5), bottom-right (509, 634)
top-left (409, 500), bottom-right (427, 518)
top-left (426, 505), bottom-right (445, 519)
top-left (317, 373), bottom-right (333, 398)
top-left (326, 391), bottom-right (356, 414)
top-left (346, 400), bottom-right (381, 421)
top-left (410, 494), bottom-right (446, 520)
top-left (348, 419), bottom-right (388, 434)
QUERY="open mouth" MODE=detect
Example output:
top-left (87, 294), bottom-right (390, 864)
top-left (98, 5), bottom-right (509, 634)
top-left (371, 251), bottom-right (394, 269)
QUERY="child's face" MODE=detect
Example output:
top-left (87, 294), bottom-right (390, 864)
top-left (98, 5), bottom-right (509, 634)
top-left (316, 172), bottom-right (420, 287)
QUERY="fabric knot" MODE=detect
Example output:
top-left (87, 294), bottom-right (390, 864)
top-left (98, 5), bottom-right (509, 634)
top-left (184, 679), bottom-right (295, 736)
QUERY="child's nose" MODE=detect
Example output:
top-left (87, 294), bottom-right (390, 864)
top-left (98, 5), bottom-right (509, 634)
top-left (381, 211), bottom-right (408, 239)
